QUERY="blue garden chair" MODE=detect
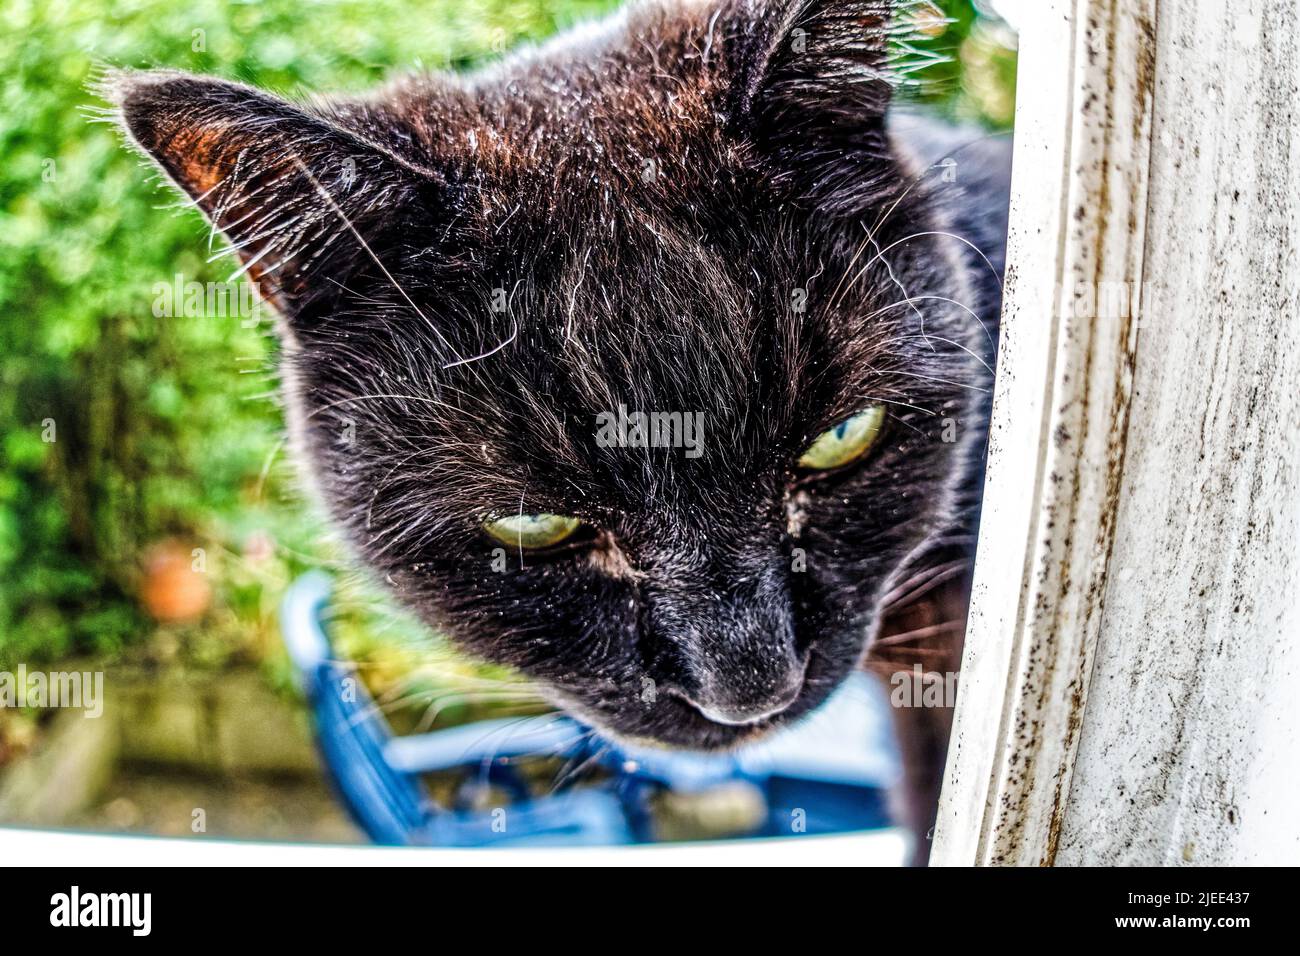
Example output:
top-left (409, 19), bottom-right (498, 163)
top-left (280, 571), bottom-right (899, 846)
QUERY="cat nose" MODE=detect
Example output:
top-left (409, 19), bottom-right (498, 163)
top-left (685, 655), bottom-right (807, 726)
top-left (642, 545), bottom-right (806, 727)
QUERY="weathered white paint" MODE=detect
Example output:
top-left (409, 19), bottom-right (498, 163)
top-left (934, 0), bottom-right (1300, 866)
top-left (1055, 0), bottom-right (1300, 867)
top-left (929, 0), bottom-right (1154, 866)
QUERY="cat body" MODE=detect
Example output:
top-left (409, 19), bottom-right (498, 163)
top-left (110, 0), bottom-right (1011, 859)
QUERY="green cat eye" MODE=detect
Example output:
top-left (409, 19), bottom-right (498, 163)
top-left (798, 405), bottom-right (886, 471)
top-left (483, 513), bottom-right (583, 549)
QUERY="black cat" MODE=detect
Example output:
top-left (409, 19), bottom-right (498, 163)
top-left (108, 0), bottom-right (1011, 861)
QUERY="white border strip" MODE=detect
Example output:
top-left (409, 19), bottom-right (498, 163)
top-left (1, 826), bottom-right (907, 867)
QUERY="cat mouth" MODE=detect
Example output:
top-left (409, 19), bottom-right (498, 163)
top-left (540, 649), bottom-right (843, 752)
top-left (664, 668), bottom-right (808, 731)
top-left (652, 686), bottom-right (818, 750)
top-left (591, 677), bottom-right (826, 752)
top-left (542, 683), bottom-right (788, 751)
top-left (693, 701), bottom-right (792, 727)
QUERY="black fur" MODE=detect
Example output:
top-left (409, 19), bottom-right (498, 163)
top-left (107, 0), bottom-right (1010, 762)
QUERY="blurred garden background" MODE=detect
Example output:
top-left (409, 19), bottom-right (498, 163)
top-left (0, 0), bottom-right (1016, 839)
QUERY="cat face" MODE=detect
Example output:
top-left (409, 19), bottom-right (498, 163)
top-left (111, 0), bottom-right (996, 749)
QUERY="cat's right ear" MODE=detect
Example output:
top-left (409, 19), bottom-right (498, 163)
top-left (102, 69), bottom-right (443, 324)
top-left (727, 0), bottom-right (896, 170)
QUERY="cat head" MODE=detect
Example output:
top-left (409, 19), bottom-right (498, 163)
top-left (108, 0), bottom-right (994, 749)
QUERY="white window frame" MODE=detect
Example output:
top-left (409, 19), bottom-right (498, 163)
top-left (932, 0), bottom-right (1300, 866)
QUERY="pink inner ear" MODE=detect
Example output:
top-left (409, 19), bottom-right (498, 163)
top-left (110, 70), bottom-right (433, 319)
top-left (157, 124), bottom-right (230, 197)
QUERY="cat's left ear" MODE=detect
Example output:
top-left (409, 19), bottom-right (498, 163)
top-left (728, 0), bottom-right (896, 158)
top-left (104, 69), bottom-right (442, 323)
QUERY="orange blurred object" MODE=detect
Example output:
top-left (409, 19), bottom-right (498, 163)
top-left (141, 541), bottom-right (212, 622)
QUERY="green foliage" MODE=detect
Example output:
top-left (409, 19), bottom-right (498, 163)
top-left (904, 0), bottom-right (1019, 128)
top-left (0, 0), bottom-right (619, 668)
top-left (0, 0), bottom-right (1011, 671)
